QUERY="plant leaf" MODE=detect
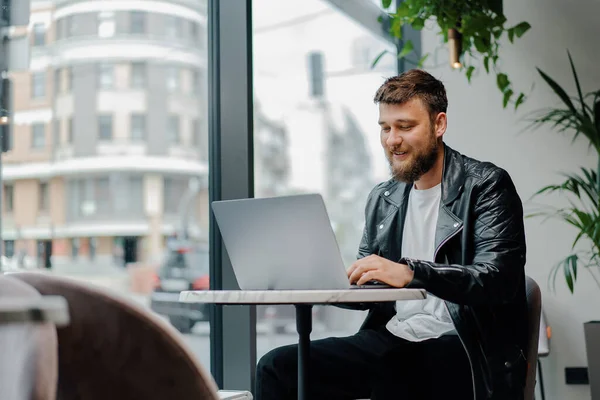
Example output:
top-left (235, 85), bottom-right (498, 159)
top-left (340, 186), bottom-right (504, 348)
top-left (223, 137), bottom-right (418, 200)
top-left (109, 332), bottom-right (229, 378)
top-left (514, 93), bottom-right (526, 109)
top-left (381, 0), bottom-right (393, 9)
top-left (398, 40), bottom-right (414, 59)
top-left (417, 54), bottom-right (429, 68)
top-left (503, 89), bottom-right (514, 108)
top-left (507, 28), bottom-right (515, 43)
top-left (411, 17), bottom-right (425, 30)
top-left (466, 66), bottom-right (475, 83)
top-left (594, 98), bottom-right (600, 134)
top-left (567, 50), bottom-right (590, 121)
top-left (474, 36), bottom-right (488, 53)
top-left (512, 22), bottom-right (531, 38)
top-left (483, 56), bottom-right (490, 73)
top-left (497, 73), bottom-right (509, 92)
top-left (536, 67), bottom-right (577, 113)
top-left (371, 50), bottom-right (389, 69)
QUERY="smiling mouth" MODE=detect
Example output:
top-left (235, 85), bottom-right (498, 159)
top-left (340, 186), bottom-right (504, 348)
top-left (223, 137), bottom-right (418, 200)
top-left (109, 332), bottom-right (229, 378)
top-left (392, 151), bottom-right (407, 156)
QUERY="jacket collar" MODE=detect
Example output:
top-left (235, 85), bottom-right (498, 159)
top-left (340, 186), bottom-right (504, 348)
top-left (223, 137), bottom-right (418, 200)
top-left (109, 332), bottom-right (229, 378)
top-left (382, 142), bottom-right (465, 206)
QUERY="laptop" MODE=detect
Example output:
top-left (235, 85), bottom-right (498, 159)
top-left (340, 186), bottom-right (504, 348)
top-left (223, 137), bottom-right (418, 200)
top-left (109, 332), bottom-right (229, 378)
top-left (212, 194), bottom-right (390, 290)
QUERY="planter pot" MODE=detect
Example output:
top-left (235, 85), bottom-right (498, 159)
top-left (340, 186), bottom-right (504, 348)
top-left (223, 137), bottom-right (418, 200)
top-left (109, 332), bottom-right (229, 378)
top-left (585, 321), bottom-right (600, 399)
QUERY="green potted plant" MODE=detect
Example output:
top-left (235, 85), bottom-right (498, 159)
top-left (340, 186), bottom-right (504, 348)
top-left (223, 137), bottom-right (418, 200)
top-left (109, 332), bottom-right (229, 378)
top-left (375, 0), bottom-right (531, 109)
top-left (527, 51), bottom-right (600, 399)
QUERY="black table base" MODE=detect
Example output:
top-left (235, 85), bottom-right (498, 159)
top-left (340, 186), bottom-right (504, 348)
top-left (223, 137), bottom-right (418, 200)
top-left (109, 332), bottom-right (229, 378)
top-left (295, 304), bottom-right (313, 400)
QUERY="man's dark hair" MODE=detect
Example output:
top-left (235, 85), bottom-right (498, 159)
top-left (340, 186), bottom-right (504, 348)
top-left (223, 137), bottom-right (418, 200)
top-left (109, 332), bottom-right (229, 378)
top-left (373, 69), bottom-right (448, 122)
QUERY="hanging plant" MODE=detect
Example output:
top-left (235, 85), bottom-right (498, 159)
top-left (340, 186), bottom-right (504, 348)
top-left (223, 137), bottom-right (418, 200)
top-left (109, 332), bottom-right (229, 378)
top-left (374, 0), bottom-right (531, 110)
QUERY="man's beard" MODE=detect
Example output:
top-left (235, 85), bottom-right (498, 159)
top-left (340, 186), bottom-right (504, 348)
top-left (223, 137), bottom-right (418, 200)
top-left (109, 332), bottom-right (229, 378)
top-left (388, 131), bottom-right (440, 183)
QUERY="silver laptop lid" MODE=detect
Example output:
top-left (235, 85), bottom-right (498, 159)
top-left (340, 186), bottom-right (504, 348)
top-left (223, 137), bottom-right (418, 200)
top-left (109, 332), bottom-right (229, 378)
top-left (212, 194), bottom-right (351, 290)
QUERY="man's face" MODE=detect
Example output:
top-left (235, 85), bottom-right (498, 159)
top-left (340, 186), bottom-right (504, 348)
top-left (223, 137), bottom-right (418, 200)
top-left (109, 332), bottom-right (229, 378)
top-left (378, 98), bottom-right (443, 183)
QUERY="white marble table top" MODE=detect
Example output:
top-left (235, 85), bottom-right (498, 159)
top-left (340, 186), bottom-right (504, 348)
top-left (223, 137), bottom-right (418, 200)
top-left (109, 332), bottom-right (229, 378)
top-left (0, 296), bottom-right (70, 326)
top-left (179, 288), bottom-right (426, 305)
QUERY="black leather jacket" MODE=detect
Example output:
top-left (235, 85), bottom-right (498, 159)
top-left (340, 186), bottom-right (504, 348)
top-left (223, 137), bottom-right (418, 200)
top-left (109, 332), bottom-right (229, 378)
top-left (358, 143), bottom-right (528, 400)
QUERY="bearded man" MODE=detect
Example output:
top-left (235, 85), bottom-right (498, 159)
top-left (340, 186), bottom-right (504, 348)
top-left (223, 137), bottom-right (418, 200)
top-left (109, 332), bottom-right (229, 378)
top-left (254, 69), bottom-right (528, 400)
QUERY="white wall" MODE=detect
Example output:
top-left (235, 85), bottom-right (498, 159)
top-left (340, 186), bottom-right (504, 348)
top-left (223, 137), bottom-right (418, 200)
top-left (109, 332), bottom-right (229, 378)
top-left (421, 1), bottom-right (600, 399)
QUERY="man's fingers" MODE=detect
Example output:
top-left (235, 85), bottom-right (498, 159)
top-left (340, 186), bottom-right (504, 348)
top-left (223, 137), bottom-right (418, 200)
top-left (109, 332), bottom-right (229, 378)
top-left (349, 263), bottom-right (377, 284)
top-left (356, 270), bottom-right (378, 286)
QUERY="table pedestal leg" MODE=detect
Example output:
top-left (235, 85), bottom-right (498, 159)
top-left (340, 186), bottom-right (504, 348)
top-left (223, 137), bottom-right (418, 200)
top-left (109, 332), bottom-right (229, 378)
top-left (295, 304), bottom-right (312, 400)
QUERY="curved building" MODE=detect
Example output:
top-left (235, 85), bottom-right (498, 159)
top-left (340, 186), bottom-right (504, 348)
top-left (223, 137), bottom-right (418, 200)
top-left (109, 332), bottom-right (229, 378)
top-left (4, 0), bottom-right (209, 271)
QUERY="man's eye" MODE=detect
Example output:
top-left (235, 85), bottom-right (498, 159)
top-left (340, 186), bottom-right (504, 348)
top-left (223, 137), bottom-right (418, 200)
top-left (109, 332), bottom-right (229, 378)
top-left (399, 126), bottom-right (411, 130)
top-left (381, 127), bottom-right (391, 132)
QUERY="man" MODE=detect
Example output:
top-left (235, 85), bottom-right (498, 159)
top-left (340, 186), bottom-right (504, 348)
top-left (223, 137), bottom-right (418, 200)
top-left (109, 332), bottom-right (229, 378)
top-left (255, 69), bottom-right (528, 400)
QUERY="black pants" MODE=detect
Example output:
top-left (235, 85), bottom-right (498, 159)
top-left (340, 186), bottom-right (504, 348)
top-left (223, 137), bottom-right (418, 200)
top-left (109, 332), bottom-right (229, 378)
top-left (255, 326), bottom-right (473, 400)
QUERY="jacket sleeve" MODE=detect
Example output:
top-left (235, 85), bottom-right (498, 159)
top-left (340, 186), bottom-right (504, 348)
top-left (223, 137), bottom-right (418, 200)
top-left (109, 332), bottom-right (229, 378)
top-left (404, 168), bottom-right (526, 306)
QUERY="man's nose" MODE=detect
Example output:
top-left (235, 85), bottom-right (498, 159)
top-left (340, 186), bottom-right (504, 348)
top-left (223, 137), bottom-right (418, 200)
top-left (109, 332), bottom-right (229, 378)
top-left (386, 129), bottom-right (403, 147)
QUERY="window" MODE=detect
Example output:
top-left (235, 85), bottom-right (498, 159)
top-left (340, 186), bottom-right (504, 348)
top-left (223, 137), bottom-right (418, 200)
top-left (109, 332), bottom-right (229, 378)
top-left (192, 69), bottom-right (202, 95)
top-left (166, 66), bottom-right (180, 92)
top-left (98, 11), bottom-right (116, 38)
top-left (253, 0), bottom-right (398, 360)
top-left (54, 119), bottom-right (61, 146)
top-left (54, 68), bottom-right (61, 94)
top-left (31, 72), bottom-right (46, 99)
top-left (191, 118), bottom-right (199, 147)
top-left (32, 124), bottom-right (46, 148)
top-left (98, 115), bottom-right (113, 140)
top-left (167, 115), bottom-right (180, 144)
top-left (166, 16), bottom-right (182, 38)
top-left (71, 238), bottom-right (79, 259)
top-left (130, 11), bottom-right (146, 34)
top-left (56, 18), bottom-right (64, 40)
top-left (33, 23), bottom-right (46, 46)
top-left (39, 182), bottom-right (49, 211)
top-left (131, 114), bottom-right (146, 141)
top-left (163, 177), bottom-right (188, 213)
top-left (66, 67), bottom-right (73, 92)
top-left (4, 240), bottom-right (14, 258)
top-left (189, 20), bottom-right (199, 44)
top-left (4, 184), bottom-right (13, 213)
top-left (97, 63), bottom-right (114, 89)
top-left (89, 238), bottom-right (97, 260)
top-left (131, 62), bottom-right (146, 88)
top-left (68, 118), bottom-right (74, 143)
top-left (67, 15), bottom-right (77, 36)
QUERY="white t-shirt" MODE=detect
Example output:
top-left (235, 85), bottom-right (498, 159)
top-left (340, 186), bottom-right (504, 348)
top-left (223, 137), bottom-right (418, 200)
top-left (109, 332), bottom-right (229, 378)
top-left (385, 183), bottom-right (457, 341)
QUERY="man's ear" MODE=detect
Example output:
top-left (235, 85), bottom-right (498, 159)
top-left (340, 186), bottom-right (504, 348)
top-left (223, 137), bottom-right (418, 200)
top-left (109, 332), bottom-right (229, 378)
top-left (434, 112), bottom-right (447, 138)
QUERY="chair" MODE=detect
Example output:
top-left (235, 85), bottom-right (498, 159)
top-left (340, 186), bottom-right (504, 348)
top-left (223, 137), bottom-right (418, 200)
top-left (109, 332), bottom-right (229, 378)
top-left (536, 310), bottom-right (551, 400)
top-left (0, 275), bottom-right (58, 400)
top-left (524, 276), bottom-right (542, 400)
top-left (11, 272), bottom-right (251, 400)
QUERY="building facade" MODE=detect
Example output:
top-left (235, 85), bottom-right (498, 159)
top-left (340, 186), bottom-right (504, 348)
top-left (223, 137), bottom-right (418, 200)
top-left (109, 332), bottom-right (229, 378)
top-left (3, 0), bottom-right (209, 272)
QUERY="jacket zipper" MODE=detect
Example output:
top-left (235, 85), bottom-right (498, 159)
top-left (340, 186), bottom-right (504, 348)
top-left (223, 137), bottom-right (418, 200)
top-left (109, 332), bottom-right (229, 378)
top-left (435, 225), bottom-right (477, 400)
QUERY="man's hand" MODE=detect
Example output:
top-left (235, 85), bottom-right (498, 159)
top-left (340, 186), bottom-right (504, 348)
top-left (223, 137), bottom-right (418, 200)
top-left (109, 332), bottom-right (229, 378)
top-left (347, 255), bottom-right (414, 287)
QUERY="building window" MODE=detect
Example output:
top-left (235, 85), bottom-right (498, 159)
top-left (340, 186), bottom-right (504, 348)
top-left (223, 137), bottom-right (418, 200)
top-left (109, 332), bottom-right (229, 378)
top-left (4, 184), bottom-right (13, 213)
top-left (167, 115), bottom-right (180, 144)
top-left (67, 15), bottom-right (77, 36)
top-left (71, 238), bottom-right (79, 259)
top-left (98, 11), bottom-right (115, 38)
top-left (68, 118), bottom-right (74, 143)
top-left (54, 119), bottom-right (61, 146)
top-left (130, 11), bottom-right (146, 34)
top-left (89, 237), bottom-right (97, 260)
top-left (98, 115), bottom-right (113, 140)
top-left (32, 123), bottom-right (46, 148)
top-left (166, 16), bottom-right (182, 38)
top-left (192, 69), bottom-right (202, 95)
top-left (191, 118), bottom-right (199, 147)
top-left (56, 18), bottom-right (64, 40)
top-left (166, 66), bottom-right (180, 92)
top-left (31, 72), bottom-right (46, 99)
top-left (67, 67), bottom-right (73, 92)
top-left (39, 182), bottom-right (49, 211)
top-left (97, 63), bottom-right (114, 89)
top-left (131, 62), bottom-right (146, 88)
top-left (33, 23), bottom-right (46, 46)
top-left (4, 240), bottom-right (14, 258)
top-left (163, 177), bottom-right (188, 213)
top-left (54, 68), bottom-right (61, 94)
top-left (131, 113), bottom-right (146, 141)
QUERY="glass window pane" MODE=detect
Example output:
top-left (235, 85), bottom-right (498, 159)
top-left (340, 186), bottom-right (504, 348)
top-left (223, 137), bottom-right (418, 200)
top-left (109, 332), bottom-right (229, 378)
top-left (31, 72), bottom-right (46, 99)
top-left (33, 23), bottom-right (46, 46)
top-left (98, 115), bottom-right (113, 140)
top-left (4, 0), bottom-right (211, 373)
top-left (253, 0), bottom-right (397, 358)
top-left (32, 123), bottom-right (46, 148)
